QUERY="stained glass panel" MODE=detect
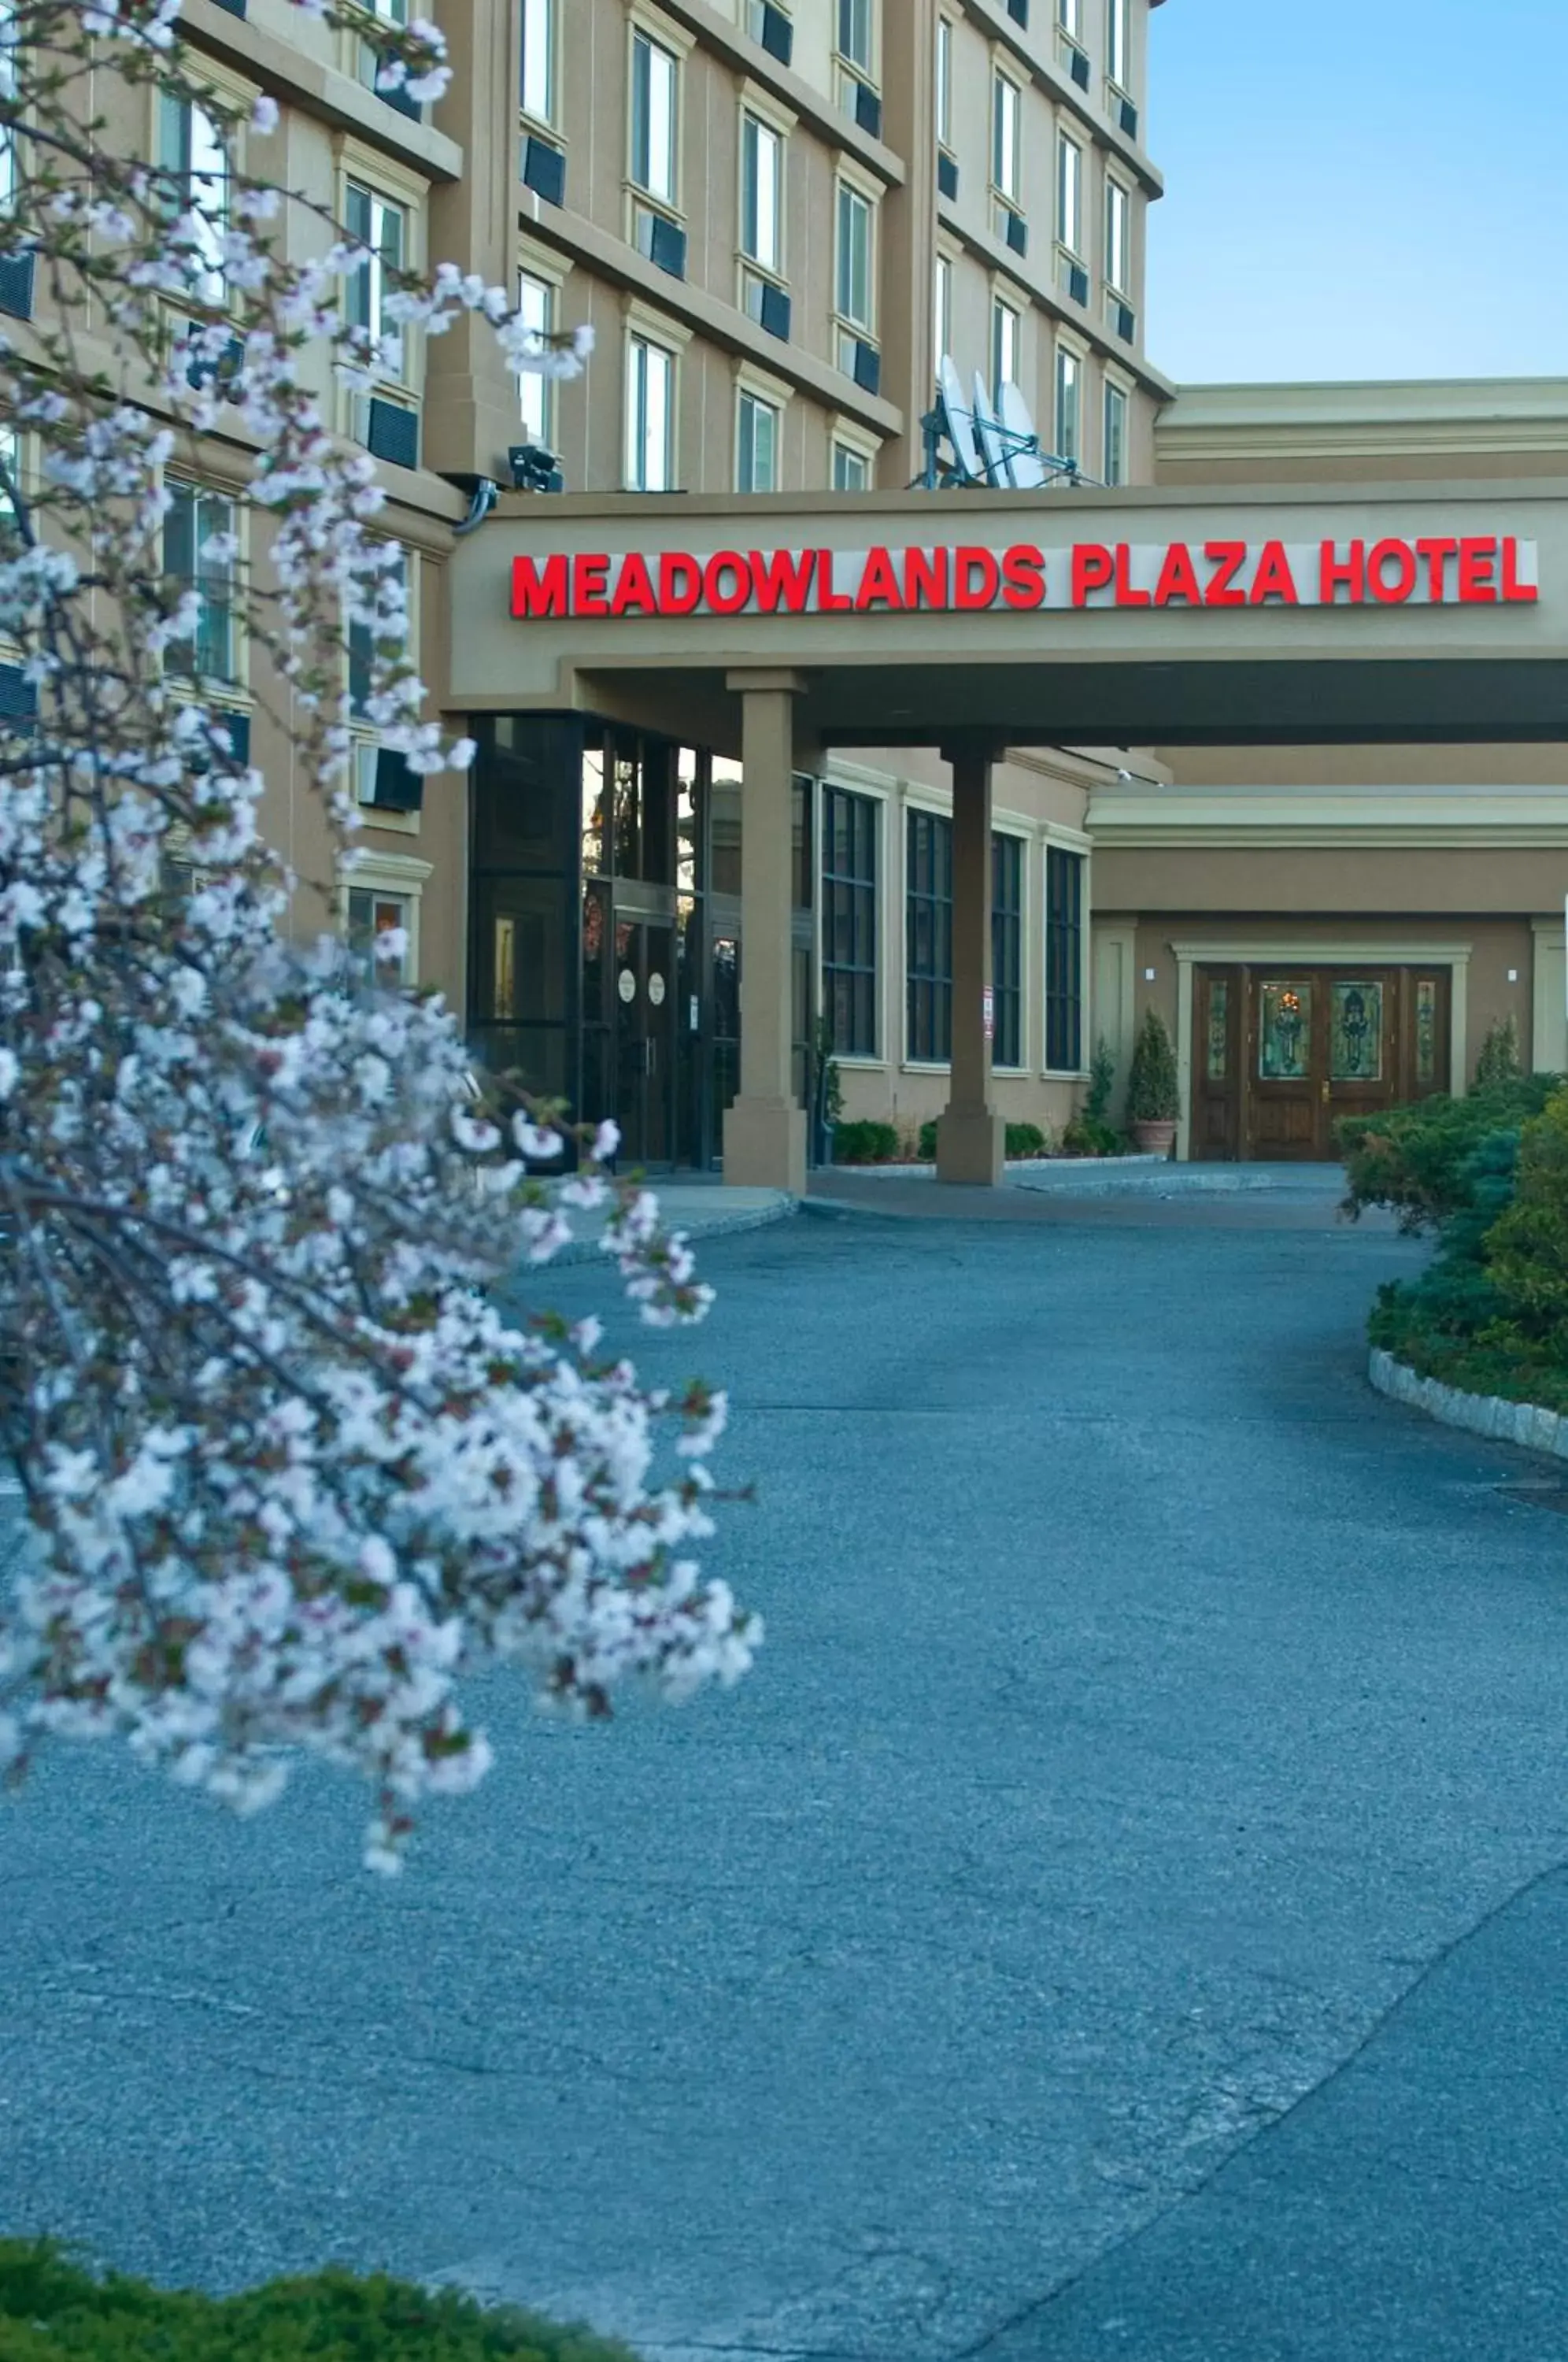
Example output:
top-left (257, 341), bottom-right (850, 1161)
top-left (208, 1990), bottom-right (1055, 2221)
top-left (1207, 979), bottom-right (1230, 1081)
top-left (1331, 980), bottom-right (1384, 1082)
top-left (1416, 979), bottom-right (1437, 1087)
top-left (1259, 981), bottom-right (1311, 1080)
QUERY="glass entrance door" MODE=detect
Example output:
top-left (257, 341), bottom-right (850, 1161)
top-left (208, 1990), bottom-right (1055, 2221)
top-left (614, 916), bottom-right (676, 1167)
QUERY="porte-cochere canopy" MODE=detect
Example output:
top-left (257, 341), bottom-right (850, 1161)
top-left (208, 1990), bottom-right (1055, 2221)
top-left (446, 479), bottom-right (1568, 1191)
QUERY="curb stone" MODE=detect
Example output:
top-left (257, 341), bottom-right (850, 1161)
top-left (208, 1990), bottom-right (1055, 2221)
top-left (1369, 1346), bottom-right (1568, 1461)
top-left (542, 1191), bottom-right (798, 1270)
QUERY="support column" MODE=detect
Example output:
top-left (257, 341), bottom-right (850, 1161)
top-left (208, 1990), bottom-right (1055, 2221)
top-left (937, 743), bottom-right (1006, 1186)
top-left (722, 673), bottom-right (808, 1195)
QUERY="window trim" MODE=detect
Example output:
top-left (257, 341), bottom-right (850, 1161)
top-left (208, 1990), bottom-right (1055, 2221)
top-left (627, 7), bottom-right (690, 220)
top-left (991, 824), bottom-right (1029, 1075)
top-left (1102, 369), bottom-right (1131, 487)
top-left (1106, 0), bottom-right (1130, 93)
top-left (338, 848), bottom-right (434, 988)
top-left (820, 775), bottom-right (883, 1064)
top-left (1043, 834), bottom-right (1091, 1079)
top-left (1054, 335), bottom-right (1085, 466)
top-left (734, 361), bottom-right (790, 493)
top-left (904, 802), bottom-right (953, 1068)
top-left (1056, 128), bottom-right (1084, 260)
top-left (161, 473), bottom-right (248, 696)
top-left (1104, 172), bottom-right (1131, 299)
top-left (990, 288), bottom-right (1022, 400)
top-left (335, 135), bottom-right (430, 411)
top-left (935, 14), bottom-right (955, 151)
top-left (834, 0), bottom-right (878, 88)
top-left (348, 539), bottom-right (422, 836)
top-left (517, 235), bottom-right (568, 446)
top-left (833, 168), bottom-right (878, 339)
top-left (991, 65), bottom-right (1022, 207)
top-left (519, 0), bottom-right (557, 132)
top-left (738, 98), bottom-right (790, 283)
top-left (623, 309), bottom-right (684, 491)
top-left (830, 412), bottom-right (880, 491)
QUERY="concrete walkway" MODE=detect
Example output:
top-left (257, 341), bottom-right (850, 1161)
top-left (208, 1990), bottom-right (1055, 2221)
top-left (3, 1189), bottom-right (1566, 2361)
top-left (546, 1178), bottom-right (794, 1266)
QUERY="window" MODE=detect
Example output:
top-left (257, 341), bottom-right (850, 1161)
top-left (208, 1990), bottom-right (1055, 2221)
top-left (517, 270), bottom-right (555, 444)
top-left (934, 252), bottom-right (952, 374)
top-left (741, 113), bottom-right (782, 274)
top-left (935, 17), bottom-right (952, 147)
top-left (625, 333), bottom-right (675, 490)
top-left (1107, 0), bottom-right (1128, 85)
top-left (520, 0), bottom-right (553, 122)
top-left (906, 809), bottom-right (952, 1064)
top-left (157, 91), bottom-right (228, 307)
top-left (835, 180), bottom-right (873, 328)
top-left (992, 72), bottom-right (1020, 204)
top-left (344, 180), bottom-right (407, 369)
top-left (992, 834), bottom-right (1023, 1071)
top-left (1103, 379), bottom-right (1127, 486)
top-left (163, 483), bottom-right (238, 684)
top-left (737, 390), bottom-right (779, 491)
top-left (1045, 846), bottom-right (1085, 1071)
top-left (1055, 346), bottom-right (1081, 463)
top-left (0, 424), bottom-right (20, 532)
top-left (823, 784), bottom-right (878, 1057)
top-left (347, 886), bottom-right (412, 984)
top-left (1105, 176), bottom-right (1130, 294)
top-left (992, 296), bottom-right (1019, 398)
top-left (348, 542), bottom-right (409, 727)
top-left (833, 441), bottom-right (870, 491)
top-left (838, 0), bottom-right (873, 74)
top-left (1056, 132), bottom-right (1082, 254)
top-left (1058, 0), bottom-right (1082, 35)
top-left (630, 30), bottom-right (679, 207)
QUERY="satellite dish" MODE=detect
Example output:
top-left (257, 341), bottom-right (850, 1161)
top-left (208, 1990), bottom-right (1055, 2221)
top-left (999, 380), bottom-right (1048, 490)
top-left (938, 354), bottom-right (983, 483)
top-left (971, 374), bottom-right (1015, 488)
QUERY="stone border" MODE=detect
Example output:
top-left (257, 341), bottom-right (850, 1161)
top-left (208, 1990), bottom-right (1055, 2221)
top-left (1368, 1346), bottom-right (1568, 1461)
top-left (544, 1191), bottom-right (797, 1269)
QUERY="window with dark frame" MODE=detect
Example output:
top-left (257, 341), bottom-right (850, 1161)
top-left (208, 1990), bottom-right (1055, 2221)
top-left (905, 808), bottom-right (952, 1064)
top-left (992, 833), bottom-right (1023, 1069)
top-left (1046, 845), bottom-right (1085, 1072)
top-left (822, 783), bottom-right (878, 1057)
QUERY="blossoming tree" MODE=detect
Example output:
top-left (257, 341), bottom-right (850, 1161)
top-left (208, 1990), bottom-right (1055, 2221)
top-left (0, 0), bottom-right (758, 1870)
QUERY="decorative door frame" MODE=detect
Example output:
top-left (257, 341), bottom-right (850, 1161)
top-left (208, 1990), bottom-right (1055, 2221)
top-left (1169, 939), bottom-right (1473, 1163)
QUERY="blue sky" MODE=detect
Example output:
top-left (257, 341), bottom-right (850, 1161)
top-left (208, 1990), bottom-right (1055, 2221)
top-left (1146, 0), bottom-right (1568, 385)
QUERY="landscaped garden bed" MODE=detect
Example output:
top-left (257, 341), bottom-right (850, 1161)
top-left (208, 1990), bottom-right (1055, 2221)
top-left (0, 2242), bottom-right (642, 2361)
top-left (1341, 1041), bottom-right (1568, 1418)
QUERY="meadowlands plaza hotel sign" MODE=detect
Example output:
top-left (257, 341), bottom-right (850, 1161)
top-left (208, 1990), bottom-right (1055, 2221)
top-left (510, 533), bottom-right (1541, 622)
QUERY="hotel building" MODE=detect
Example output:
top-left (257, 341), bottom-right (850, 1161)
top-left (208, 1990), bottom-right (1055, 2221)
top-left (25, 0), bottom-right (1566, 1179)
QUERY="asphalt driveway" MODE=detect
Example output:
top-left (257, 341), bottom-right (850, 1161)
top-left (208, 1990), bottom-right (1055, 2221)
top-left (4, 1188), bottom-right (1568, 2361)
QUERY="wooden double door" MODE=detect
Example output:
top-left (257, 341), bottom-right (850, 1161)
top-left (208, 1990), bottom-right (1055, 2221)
top-left (1193, 964), bottom-right (1451, 1162)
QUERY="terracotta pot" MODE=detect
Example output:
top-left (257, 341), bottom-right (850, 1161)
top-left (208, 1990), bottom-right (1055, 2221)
top-left (1132, 1119), bottom-right (1178, 1157)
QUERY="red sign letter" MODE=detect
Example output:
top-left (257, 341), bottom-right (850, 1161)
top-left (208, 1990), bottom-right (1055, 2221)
top-left (1072, 544), bottom-right (1115, 606)
top-left (1415, 537), bottom-right (1459, 602)
top-left (1153, 544), bottom-right (1202, 607)
top-left (749, 548), bottom-right (816, 614)
top-left (856, 546), bottom-right (905, 610)
top-left (1204, 542), bottom-right (1248, 608)
top-left (511, 553), bottom-right (568, 619)
top-left (1001, 545), bottom-right (1046, 609)
top-left (1115, 543), bottom-right (1152, 607)
top-left (573, 553), bottom-right (610, 616)
top-left (1459, 538), bottom-right (1498, 603)
top-left (1250, 541), bottom-right (1300, 605)
top-left (955, 547), bottom-right (1001, 609)
top-left (818, 550), bottom-right (854, 613)
top-left (659, 553), bottom-right (702, 615)
top-left (1320, 541), bottom-right (1366, 605)
top-left (704, 552), bottom-right (753, 614)
top-left (904, 548), bottom-right (950, 610)
top-left (1502, 538), bottom-right (1539, 605)
top-left (610, 553), bottom-right (657, 616)
top-left (1366, 539), bottom-right (1417, 605)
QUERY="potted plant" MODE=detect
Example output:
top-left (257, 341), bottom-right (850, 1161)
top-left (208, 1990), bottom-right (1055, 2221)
top-left (1127, 1007), bottom-right (1179, 1157)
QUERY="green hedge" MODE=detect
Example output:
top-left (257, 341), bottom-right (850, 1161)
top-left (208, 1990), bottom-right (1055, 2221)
top-left (832, 1119), bottom-right (900, 1164)
top-left (0, 2243), bottom-right (642, 2361)
top-left (1356, 1080), bottom-right (1568, 1415)
top-left (1338, 1075), bottom-right (1559, 1234)
top-left (914, 1120), bottom-right (1049, 1161)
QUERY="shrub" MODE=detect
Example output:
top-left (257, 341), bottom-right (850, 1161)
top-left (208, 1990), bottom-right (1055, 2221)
top-left (0, 2242), bottom-right (643, 2360)
top-left (1084, 1038), bottom-right (1116, 1125)
top-left (833, 1119), bottom-right (900, 1164)
top-left (917, 1119), bottom-right (937, 1161)
top-left (1480, 1087), bottom-right (1568, 1352)
top-left (1126, 1009), bottom-right (1178, 1125)
top-left (1005, 1123), bottom-right (1049, 1159)
top-left (1060, 1114), bottom-right (1125, 1158)
top-left (1474, 1013), bottom-right (1524, 1090)
top-left (1338, 1075), bottom-right (1558, 1233)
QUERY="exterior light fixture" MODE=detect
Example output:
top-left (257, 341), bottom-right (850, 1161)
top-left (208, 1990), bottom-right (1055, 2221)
top-left (508, 442), bottom-right (565, 494)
